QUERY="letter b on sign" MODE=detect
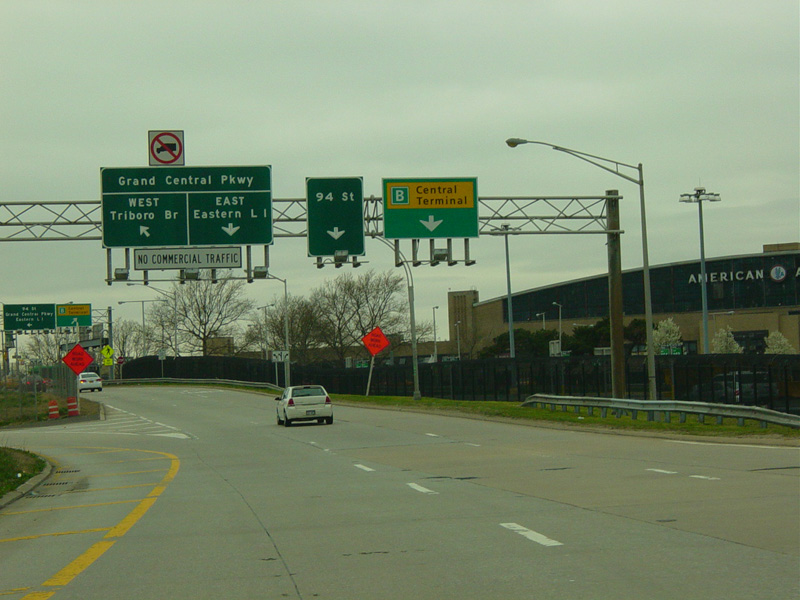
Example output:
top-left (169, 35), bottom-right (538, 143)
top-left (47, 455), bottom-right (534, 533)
top-left (391, 187), bottom-right (409, 206)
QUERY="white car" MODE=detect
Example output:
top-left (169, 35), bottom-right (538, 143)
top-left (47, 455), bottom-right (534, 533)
top-left (276, 385), bottom-right (333, 426)
top-left (78, 372), bottom-right (103, 392)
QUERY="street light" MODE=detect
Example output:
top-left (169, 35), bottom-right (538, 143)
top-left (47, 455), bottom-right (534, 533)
top-left (375, 236), bottom-right (421, 400)
top-left (126, 284), bottom-right (179, 357)
top-left (432, 306), bottom-right (439, 362)
top-left (117, 299), bottom-right (160, 357)
top-left (265, 274), bottom-right (291, 387)
top-left (536, 312), bottom-right (546, 330)
top-left (501, 224), bottom-right (516, 359)
top-left (552, 302), bottom-right (562, 354)
top-left (507, 137), bottom-right (657, 400)
top-left (680, 187), bottom-right (721, 354)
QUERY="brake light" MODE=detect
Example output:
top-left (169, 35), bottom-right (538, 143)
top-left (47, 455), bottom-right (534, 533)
top-left (325, 396), bottom-right (331, 404)
top-left (287, 398), bottom-right (295, 406)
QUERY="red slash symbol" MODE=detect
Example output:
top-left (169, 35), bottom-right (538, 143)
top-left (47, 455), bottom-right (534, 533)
top-left (151, 132), bottom-right (183, 165)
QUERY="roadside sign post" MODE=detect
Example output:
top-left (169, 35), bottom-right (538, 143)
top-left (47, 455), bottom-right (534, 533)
top-left (382, 178), bottom-right (478, 239)
top-left (62, 344), bottom-right (95, 408)
top-left (306, 177), bottom-right (365, 258)
top-left (361, 327), bottom-right (390, 397)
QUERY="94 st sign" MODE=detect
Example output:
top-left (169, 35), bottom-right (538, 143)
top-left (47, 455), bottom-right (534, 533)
top-left (101, 166), bottom-right (272, 248)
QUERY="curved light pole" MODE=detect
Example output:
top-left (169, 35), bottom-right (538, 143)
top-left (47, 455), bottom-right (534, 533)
top-left (501, 224), bottom-right (516, 358)
top-left (126, 283), bottom-right (179, 357)
top-left (266, 275), bottom-right (291, 388)
top-left (536, 312), bottom-right (546, 330)
top-left (680, 187), bottom-right (721, 353)
top-left (552, 302), bottom-right (562, 354)
top-left (375, 237), bottom-right (421, 400)
top-left (507, 137), bottom-right (657, 400)
top-left (117, 299), bottom-right (160, 357)
top-left (432, 305), bottom-right (439, 362)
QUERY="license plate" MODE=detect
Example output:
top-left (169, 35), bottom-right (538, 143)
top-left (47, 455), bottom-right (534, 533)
top-left (306, 410), bottom-right (316, 416)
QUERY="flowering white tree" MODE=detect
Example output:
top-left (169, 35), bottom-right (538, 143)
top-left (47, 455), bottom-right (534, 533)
top-left (711, 326), bottom-right (743, 354)
top-left (764, 331), bottom-right (797, 354)
top-left (652, 318), bottom-right (682, 354)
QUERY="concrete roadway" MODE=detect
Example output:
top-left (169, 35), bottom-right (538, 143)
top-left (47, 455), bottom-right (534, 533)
top-left (0, 386), bottom-right (797, 600)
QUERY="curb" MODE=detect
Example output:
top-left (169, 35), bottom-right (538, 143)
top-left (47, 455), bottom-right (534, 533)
top-left (0, 459), bottom-right (54, 510)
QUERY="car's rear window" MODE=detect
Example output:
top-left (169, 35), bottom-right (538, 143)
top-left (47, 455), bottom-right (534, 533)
top-left (293, 386), bottom-right (325, 397)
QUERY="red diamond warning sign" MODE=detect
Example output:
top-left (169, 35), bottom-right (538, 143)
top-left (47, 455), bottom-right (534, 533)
top-left (362, 326), bottom-right (390, 357)
top-left (62, 344), bottom-right (94, 375)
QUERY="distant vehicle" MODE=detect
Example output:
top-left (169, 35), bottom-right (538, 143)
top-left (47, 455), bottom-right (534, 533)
top-left (23, 375), bottom-right (47, 392)
top-left (78, 372), bottom-right (103, 393)
top-left (276, 385), bottom-right (333, 426)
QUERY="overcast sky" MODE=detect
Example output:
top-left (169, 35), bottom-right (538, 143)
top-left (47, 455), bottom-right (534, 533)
top-left (1, 1), bottom-right (798, 342)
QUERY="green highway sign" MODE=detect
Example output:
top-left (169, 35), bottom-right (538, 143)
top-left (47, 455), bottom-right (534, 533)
top-left (101, 166), bottom-right (272, 248)
top-left (306, 177), bottom-right (365, 257)
top-left (3, 304), bottom-right (56, 331)
top-left (382, 178), bottom-right (479, 239)
top-left (56, 304), bottom-right (92, 327)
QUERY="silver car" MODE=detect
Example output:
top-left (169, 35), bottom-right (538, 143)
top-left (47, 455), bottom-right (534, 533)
top-left (78, 372), bottom-right (103, 393)
top-left (276, 385), bottom-right (333, 426)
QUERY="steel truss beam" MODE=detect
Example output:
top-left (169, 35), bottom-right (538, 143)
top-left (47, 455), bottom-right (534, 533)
top-left (0, 194), bottom-right (614, 242)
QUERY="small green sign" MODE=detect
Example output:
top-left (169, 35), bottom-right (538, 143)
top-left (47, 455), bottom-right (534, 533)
top-left (382, 178), bottom-right (479, 239)
top-left (56, 304), bottom-right (92, 327)
top-left (306, 177), bottom-right (365, 257)
top-left (3, 304), bottom-right (56, 331)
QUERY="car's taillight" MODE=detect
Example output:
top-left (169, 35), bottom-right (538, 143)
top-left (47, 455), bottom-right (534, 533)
top-left (325, 396), bottom-right (331, 404)
top-left (287, 398), bottom-right (295, 406)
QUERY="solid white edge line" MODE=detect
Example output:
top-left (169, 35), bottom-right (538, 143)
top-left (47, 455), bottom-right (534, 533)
top-left (407, 483), bottom-right (438, 494)
top-left (501, 523), bottom-right (563, 547)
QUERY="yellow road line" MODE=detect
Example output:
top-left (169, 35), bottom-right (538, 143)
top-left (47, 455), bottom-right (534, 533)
top-left (42, 540), bottom-right (116, 587)
top-left (18, 448), bottom-right (180, 598)
top-left (1, 498), bottom-right (142, 516)
top-left (0, 527), bottom-right (111, 544)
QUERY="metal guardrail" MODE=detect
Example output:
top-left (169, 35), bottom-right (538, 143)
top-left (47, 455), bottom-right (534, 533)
top-left (105, 378), bottom-right (800, 429)
top-left (106, 378), bottom-right (282, 395)
top-left (523, 394), bottom-right (800, 429)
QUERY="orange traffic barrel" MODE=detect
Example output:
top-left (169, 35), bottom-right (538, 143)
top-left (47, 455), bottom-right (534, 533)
top-left (48, 399), bottom-right (60, 419)
top-left (67, 397), bottom-right (79, 417)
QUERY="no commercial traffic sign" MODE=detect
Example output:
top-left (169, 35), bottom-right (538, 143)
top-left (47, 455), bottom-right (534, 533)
top-left (382, 178), bottom-right (478, 239)
top-left (101, 166), bottom-right (272, 248)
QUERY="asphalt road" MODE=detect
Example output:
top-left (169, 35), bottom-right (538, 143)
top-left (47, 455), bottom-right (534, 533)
top-left (1, 386), bottom-right (798, 600)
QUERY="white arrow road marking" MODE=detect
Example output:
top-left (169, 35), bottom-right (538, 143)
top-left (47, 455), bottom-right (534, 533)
top-left (420, 215), bottom-right (443, 231)
top-left (221, 223), bottom-right (240, 236)
top-left (407, 483), bottom-right (438, 495)
top-left (501, 523), bottom-right (563, 547)
top-left (327, 227), bottom-right (345, 239)
top-left (139, 226), bottom-right (150, 237)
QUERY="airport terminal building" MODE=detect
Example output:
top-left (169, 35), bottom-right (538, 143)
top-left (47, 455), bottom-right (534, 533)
top-left (452, 243), bottom-right (800, 355)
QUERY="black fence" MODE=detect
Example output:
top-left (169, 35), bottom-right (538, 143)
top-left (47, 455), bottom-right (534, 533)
top-left (120, 353), bottom-right (800, 415)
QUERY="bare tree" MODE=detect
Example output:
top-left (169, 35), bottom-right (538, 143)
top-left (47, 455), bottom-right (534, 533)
top-left (148, 271), bottom-right (254, 356)
top-left (310, 270), bottom-right (407, 366)
top-left (25, 330), bottom-right (75, 365)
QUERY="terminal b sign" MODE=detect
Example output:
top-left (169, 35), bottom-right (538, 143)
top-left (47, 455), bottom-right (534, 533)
top-left (382, 178), bottom-right (478, 240)
top-left (101, 166), bottom-right (272, 248)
